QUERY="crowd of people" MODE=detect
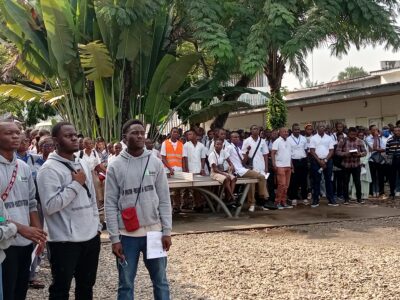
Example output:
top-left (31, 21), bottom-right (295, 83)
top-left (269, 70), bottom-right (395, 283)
top-left (0, 117), bottom-right (400, 300)
top-left (155, 121), bottom-right (400, 211)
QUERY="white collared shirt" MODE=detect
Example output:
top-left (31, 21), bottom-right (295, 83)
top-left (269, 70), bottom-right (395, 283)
top-left (183, 141), bottom-right (207, 173)
top-left (226, 144), bottom-right (248, 177)
top-left (288, 134), bottom-right (308, 159)
top-left (272, 137), bottom-right (292, 167)
top-left (309, 133), bottom-right (334, 159)
top-left (208, 149), bottom-right (230, 171)
top-left (242, 136), bottom-right (269, 173)
top-left (208, 139), bottom-right (231, 154)
top-left (76, 149), bottom-right (101, 171)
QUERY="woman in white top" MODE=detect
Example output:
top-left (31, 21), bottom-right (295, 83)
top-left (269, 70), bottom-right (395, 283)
top-left (208, 139), bottom-right (240, 208)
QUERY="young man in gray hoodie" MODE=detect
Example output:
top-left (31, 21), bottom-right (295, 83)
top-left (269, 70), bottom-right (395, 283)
top-left (0, 200), bottom-right (18, 299)
top-left (105, 119), bottom-right (172, 300)
top-left (37, 122), bottom-right (102, 300)
top-left (0, 121), bottom-right (47, 300)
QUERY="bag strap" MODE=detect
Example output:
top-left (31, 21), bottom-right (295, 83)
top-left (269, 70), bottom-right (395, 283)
top-left (135, 155), bottom-right (151, 206)
top-left (58, 160), bottom-right (92, 199)
top-left (251, 138), bottom-right (262, 161)
top-left (1, 162), bottom-right (18, 201)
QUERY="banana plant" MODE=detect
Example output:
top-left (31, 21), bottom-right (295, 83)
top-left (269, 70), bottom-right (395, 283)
top-left (0, 0), bottom-right (262, 141)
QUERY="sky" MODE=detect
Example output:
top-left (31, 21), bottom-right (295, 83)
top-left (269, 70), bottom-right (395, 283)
top-left (282, 44), bottom-right (400, 91)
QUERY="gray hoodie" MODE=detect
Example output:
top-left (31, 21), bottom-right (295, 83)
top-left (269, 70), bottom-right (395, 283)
top-left (0, 200), bottom-right (18, 263)
top-left (0, 153), bottom-right (37, 246)
top-left (105, 149), bottom-right (172, 244)
top-left (37, 152), bottom-right (101, 242)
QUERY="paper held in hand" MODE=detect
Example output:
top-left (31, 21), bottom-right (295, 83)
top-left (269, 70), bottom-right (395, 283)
top-left (349, 149), bottom-right (358, 153)
top-left (146, 231), bottom-right (167, 259)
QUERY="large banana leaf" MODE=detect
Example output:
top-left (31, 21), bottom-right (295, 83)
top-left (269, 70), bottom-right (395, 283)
top-left (144, 54), bottom-right (199, 126)
top-left (0, 84), bottom-right (65, 104)
top-left (79, 41), bottom-right (114, 80)
top-left (116, 24), bottom-right (151, 61)
top-left (186, 101), bottom-right (253, 124)
top-left (0, 85), bottom-right (42, 101)
top-left (0, 1), bottom-right (49, 61)
top-left (94, 79), bottom-right (106, 118)
top-left (40, 0), bottom-right (76, 79)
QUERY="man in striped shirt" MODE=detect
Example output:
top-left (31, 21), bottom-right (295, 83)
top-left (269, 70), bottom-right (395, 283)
top-left (386, 126), bottom-right (400, 199)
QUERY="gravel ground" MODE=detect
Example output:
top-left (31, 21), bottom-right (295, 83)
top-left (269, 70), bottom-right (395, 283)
top-left (27, 216), bottom-right (400, 300)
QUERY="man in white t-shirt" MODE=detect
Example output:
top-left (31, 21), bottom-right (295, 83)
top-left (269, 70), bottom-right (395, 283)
top-left (271, 128), bottom-right (293, 209)
top-left (309, 125), bottom-right (337, 207)
top-left (287, 123), bottom-right (309, 205)
top-left (183, 130), bottom-right (207, 175)
top-left (242, 125), bottom-right (269, 175)
top-left (208, 128), bottom-right (231, 171)
top-left (183, 130), bottom-right (207, 211)
top-left (228, 132), bottom-right (269, 212)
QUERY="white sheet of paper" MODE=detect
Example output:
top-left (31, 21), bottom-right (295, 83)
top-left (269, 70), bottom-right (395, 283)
top-left (31, 244), bottom-right (39, 264)
top-left (264, 173), bottom-right (270, 180)
top-left (146, 231), bottom-right (167, 259)
top-left (349, 149), bottom-right (358, 153)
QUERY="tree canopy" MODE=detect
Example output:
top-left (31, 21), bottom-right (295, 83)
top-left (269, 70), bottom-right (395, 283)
top-left (338, 66), bottom-right (369, 81)
top-left (1, 0), bottom-right (400, 134)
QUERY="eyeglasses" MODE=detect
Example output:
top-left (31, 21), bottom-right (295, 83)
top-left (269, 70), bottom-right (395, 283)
top-left (42, 144), bottom-right (55, 149)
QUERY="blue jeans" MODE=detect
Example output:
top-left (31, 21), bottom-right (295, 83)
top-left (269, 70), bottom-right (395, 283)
top-left (118, 235), bottom-right (170, 300)
top-left (311, 159), bottom-right (335, 204)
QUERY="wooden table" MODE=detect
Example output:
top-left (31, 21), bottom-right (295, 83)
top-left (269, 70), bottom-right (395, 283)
top-left (168, 175), bottom-right (258, 217)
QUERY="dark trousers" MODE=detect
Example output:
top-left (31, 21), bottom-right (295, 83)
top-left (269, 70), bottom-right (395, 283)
top-left (333, 170), bottom-right (345, 198)
top-left (2, 244), bottom-right (33, 300)
top-left (369, 162), bottom-right (385, 195)
top-left (267, 168), bottom-right (276, 203)
top-left (343, 166), bottom-right (362, 201)
top-left (288, 158), bottom-right (308, 200)
top-left (311, 159), bottom-right (334, 204)
top-left (389, 159), bottom-right (400, 196)
top-left (48, 234), bottom-right (101, 300)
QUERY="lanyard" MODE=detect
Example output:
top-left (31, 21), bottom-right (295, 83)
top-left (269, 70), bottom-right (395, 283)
top-left (1, 162), bottom-right (18, 201)
top-left (213, 151), bottom-right (222, 163)
top-left (291, 135), bottom-right (301, 146)
top-left (234, 146), bottom-right (242, 159)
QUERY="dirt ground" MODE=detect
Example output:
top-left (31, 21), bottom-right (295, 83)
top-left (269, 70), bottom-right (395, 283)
top-left (28, 216), bottom-right (400, 300)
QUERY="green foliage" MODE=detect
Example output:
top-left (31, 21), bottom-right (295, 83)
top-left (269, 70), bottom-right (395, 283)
top-left (266, 90), bottom-right (287, 130)
top-left (187, 101), bottom-right (252, 124)
top-left (337, 66), bottom-right (368, 81)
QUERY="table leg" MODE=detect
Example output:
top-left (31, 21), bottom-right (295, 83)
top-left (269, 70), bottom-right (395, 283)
top-left (202, 194), bottom-right (216, 213)
top-left (192, 187), bottom-right (233, 218)
top-left (234, 183), bottom-right (251, 217)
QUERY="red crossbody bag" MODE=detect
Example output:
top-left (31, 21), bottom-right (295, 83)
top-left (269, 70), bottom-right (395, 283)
top-left (121, 156), bottom-right (150, 232)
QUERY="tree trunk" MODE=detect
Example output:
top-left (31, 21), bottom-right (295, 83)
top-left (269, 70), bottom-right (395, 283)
top-left (121, 62), bottom-right (132, 128)
top-left (263, 51), bottom-right (288, 129)
top-left (210, 74), bottom-right (251, 129)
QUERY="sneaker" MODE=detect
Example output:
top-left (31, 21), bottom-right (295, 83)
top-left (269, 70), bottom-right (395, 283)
top-left (302, 199), bottom-right (309, 205)
top-left (380, 194), bottom-right (388, 200)
top-left (343, 201), bottom-right (350, 205)
top-left (282, 204), bottom-right (293, 209)
top-left (396, 192), bottom-right (400, 197)
top-left (357, 200), bottom-right (365, 204)
top-left (311, 204), bottom-right (319, 208)
top-left (276, 204), bottom-right (284, 210)
top-left (262, 206), bottom-right (269, 211)
top-left (248, 205), bottom-right (255, 212)
top-left (291, 200), bottom-right (298, 206)
top-left (307, 193), bottom-right (312, 200)
top-left (328, 203), bottom-right (339, 207)
top-left (263, 201), bottom-right (278, 210)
